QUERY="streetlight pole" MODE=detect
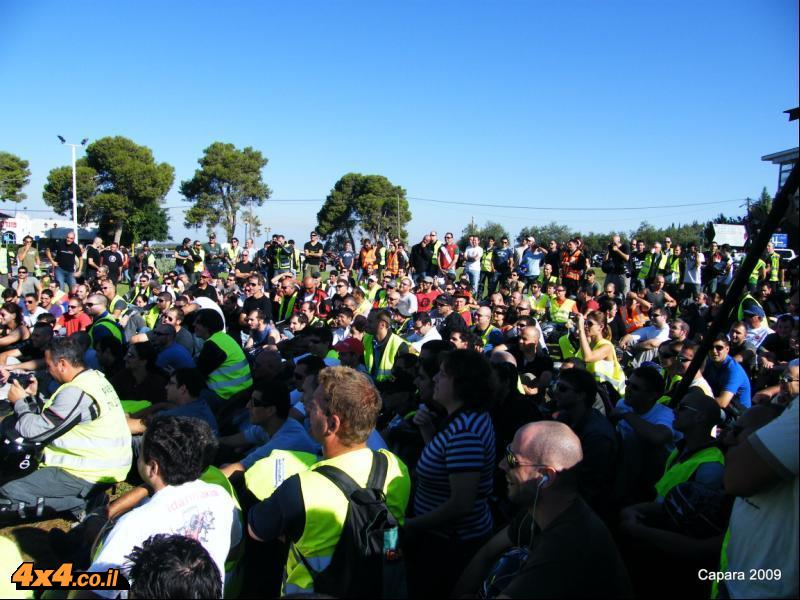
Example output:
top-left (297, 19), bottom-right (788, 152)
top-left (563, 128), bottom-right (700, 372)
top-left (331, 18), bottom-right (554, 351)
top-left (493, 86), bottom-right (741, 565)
top-left (58, 136), bottom-right (88, 240)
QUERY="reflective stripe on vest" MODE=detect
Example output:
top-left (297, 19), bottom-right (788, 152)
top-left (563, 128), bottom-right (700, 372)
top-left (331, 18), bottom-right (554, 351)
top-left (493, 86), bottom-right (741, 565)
top-left (736, 294), bottom-right (763, 321)
top-left (577, 338), bottom-right (626, 396)
top-left (245, 450), bottom-right (318, 501)
top-left (749, 259), bottom-right (766, 284)
top-left (654, 446), bottom-right (725, 499)
top-left (283, 448), bottom-right (409, 595)
top-left (430, 240), bottom-right (442, 266)
top-left (43, 370), bottom-right (132, 483)
top-left (110, 295), bottom-right (126, 317)
top-left (480, 248), bottom-right (494, 272)
top-left (551, 298), bottom-right (576, 324)
top-left (657, 374), bottom-right (683, 405)
top-left (206, 331), bottom-right (253, 400)
top-left (363, 333), bottom-right (404, 382)
top-left (279, 294), bottom-right (298, 321)
top-left (475, 324), bottom-right (499, 347)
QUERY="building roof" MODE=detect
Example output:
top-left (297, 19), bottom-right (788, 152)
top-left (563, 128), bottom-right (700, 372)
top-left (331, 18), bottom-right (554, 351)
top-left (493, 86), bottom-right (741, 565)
top-left (761, 147), bottom-right (799, 165)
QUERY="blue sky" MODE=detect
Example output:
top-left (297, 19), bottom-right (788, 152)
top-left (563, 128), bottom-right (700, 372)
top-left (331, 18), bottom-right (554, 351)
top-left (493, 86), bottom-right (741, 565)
top-left (1, 0), bottom-right (797, 245)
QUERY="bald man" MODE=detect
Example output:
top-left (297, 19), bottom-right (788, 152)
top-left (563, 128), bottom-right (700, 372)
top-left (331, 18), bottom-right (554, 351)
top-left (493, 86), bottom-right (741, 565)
top-left (453, 422), bottom-right (632, 598)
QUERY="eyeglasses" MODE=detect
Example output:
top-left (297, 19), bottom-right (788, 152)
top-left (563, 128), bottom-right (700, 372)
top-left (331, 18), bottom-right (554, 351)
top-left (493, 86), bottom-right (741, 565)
top-left (677, 403), bottom-right (700, 413)
top-left (336, 284), bottom-right (347, 288)
top-left (711, 345), bottom-right (727, 352)
top-left (780, 373), bottom-right (799, 384)
top-left (83, 302), bottom-right (96, 308)
top-left (68, 305), bottom-right (80, 310)
top-left (25, 300), bottom-right (36, 305)
top-left (505, 445), bottom-right (549, 470)
top-left (156, 298), bottom-right (167, 303)
top-left (677, 356), bottom-right (692, 363)
top-left (556, 288), bottom-right (566, 292)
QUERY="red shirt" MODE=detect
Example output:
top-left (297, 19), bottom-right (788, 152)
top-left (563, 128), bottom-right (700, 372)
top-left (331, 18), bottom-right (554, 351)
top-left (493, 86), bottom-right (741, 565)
top-left (57, 311), bottom-right (93, 335)
top-left (415, 290), bottom-right (441, 312)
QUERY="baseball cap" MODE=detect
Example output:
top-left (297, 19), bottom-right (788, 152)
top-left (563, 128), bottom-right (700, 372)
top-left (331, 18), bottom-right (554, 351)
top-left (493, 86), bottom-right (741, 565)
top-left (368, 275), bottom-right (378, 282)
top-left (385, 280), bottom-right (397, 289)
top-left (334, 337), bottom-right (364, 356)
top-left (743, 305), bottom-right (766, 318)
top-left (436, 293), bottom-right (453, 306)
top-left (423, 276), bottom-right (434, 284)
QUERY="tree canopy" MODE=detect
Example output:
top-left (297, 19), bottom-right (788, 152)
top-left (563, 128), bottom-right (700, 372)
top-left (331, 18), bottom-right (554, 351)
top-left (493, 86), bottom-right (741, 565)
top-left (316, 173), bottom-right (410, 247)
top-left (458, 221), bottom-right (509, 248)
top-left (42, 136), bottom-right (174, 244)
top-left (180, 142), bottom-right (271, 241)
top-left (0, 152), bottom-right (31, 203)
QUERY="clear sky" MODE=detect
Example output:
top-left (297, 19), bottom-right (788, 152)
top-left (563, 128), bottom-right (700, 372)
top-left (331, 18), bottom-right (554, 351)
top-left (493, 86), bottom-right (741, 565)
top-left (2, 0), bottom-right (797, 245)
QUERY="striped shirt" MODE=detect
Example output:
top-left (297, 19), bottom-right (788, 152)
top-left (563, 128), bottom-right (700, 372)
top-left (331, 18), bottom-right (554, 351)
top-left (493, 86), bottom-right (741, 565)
top-left (412, 411), bottom-right (496, 540)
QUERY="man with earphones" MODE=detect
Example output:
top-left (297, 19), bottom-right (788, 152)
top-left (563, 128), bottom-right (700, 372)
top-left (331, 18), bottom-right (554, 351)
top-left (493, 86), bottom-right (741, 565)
top-left (452, 421), bottom-right (632, 598)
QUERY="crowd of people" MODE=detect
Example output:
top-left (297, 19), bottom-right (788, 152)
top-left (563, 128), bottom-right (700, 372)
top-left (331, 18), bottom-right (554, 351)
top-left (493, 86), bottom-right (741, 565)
top-left (0, 227), bottom-right (796, 599)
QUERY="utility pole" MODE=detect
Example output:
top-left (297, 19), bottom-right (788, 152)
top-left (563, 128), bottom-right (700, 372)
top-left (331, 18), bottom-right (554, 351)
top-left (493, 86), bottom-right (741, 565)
top-left (471, 215), bottom-right (475, 235)
top-left (57, 136), bottom-right (88, 239)
top-left (396, 194), bottom-right (400, 241)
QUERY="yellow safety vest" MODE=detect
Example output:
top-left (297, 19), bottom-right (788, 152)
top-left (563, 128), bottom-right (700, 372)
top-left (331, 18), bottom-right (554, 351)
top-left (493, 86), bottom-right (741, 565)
top-left (736, 293), bottom-right (763, 321)
top-left (42, 370), bottom-right (132, 484)
top-left (551, 298), bottom-right (576, 324)
top-left (120, 399), bottom-right (152, 414)
top-left (768, 252), bottom-right (780, 282)
top-left (531, 293), bottom-right (549, 317)
top-left (749, 259), bottom-right (766, 284)
top-left (245, 449), bottom-right (319, 501)
top-left (205, 331), bottom-right (253, 400)
top-left (0, 247), bottom-right (8, 275)
top-left (654, 446), bottom-right (724, 499)
top-left (363, 333), bottom-right (405, 382)
top-left (88, 314), bottom-right (124, 347)
top-left (475, 324), bottom-right (499, 347)
top-left (577, 338), bottom-right (626, 396)
top-left (278, 294), bottom-right (298, 321)
top-left (109, 295), bottom-right (126, 318)
top-left (430, 240), bottom-right (442, 267)
top-left (283, 448), bottom-right (410, 596)
top-left (657, 374), bottom-right (683, 405)
top-left (480, 248), bottom-right (494, 272)
top-left (558, 334), bottom-right (579, 360)
top-left (143, 306), bottom-right (161, 329)
top-left (711, 529), bottom-right (731, 599)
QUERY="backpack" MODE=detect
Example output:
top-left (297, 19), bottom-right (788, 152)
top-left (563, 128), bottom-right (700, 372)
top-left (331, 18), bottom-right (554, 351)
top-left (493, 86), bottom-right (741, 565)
top-left (296, 451), bottom-right (407, 598)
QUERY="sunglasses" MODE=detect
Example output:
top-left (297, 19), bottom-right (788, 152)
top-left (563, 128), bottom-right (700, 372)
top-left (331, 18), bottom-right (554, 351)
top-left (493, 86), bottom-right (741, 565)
top-left (505, 445), bottom-right (548, 470)
top-left (711, 345), bottom-right (727, 352)
top-left (25, 300), bottom-right (36, 305)
top-left (677, 356), bottom-right (692, 363)
top-left (68, 305), bottom-right (80, 310)
top-left (780, 373), bottom-right (799, 384)
top-left (83, 302), bottom-right (96, 308)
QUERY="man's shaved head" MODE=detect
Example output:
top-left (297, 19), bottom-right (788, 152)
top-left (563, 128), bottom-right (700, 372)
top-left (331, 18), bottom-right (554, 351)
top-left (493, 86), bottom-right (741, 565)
top-left (515, 421), bottom-right (583, 472)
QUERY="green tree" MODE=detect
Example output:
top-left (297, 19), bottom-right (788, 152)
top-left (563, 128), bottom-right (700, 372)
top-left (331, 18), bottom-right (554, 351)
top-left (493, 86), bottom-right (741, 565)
top-left (458, 221), bottom-right (509, 248)
top-left (42, 162), bottom-right (98, 224)
top-left (180, 142), bottom-right (271, 241)
top-left (517, 222), bottom-right (575, 245)
top-left (316, 173), bottom-right (410, 246)
top-left (0, 152), bottom-right (31, 203)
top-left (241, 207), bottom-right (263, 239)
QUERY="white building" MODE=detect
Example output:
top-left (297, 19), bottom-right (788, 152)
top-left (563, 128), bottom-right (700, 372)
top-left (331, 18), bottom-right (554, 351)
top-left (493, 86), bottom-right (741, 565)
top-left (0, 212), bottom-right (98, 244)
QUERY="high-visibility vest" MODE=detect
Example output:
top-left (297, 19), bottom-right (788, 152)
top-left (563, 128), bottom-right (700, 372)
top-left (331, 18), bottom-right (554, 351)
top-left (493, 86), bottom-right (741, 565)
top-left (736, 293), bottom-right (763, 321)
top-left (642, 251), bottom-right (668, 279)
top-left (365, 285), bottom-right (382, 303)
top-left (749, 259), bottom-right (766, 284)
top-left (88, 314), bottom-right (125, 347)
top-left (666, 254), bottom-right (681, 276)
top-left (200, 465), bottom-right (245, 598)
top-left (536, 273), bottom-right (558, 287)
top-left (430, 240), bottom-right (442, 267)
top-left (109, 295), bottom-right (126, 317)
top-left (278, 294), bottom-right (298, 321)
top-left (282, 448), bottom-right (410, 596)
top-left (377, 246), bottom-right (387, 267)
top-left (143, 306), bottom-right (161, 329)
top-left (657, 374), bottom-right (683, 405)
top-left (0, 247), bottom-right (8, 275)
top-left (275, 246), bottom-right (293, 270)
top-left (356, 298), bottom-right (372, 316)
top-left (768, 252), bottom-right (781, 282)
top-left (245, 449), bottom-right (318, 501)
top-left (654, 446), bottom-right (724, 499)
top-left (42, 370), bottom-right (132, 484)
top-left (480, 248), bottom-right (494, 272)
top-left (711, 529), bottom-right (731, 599)
top-left (363, 333), bottom-right (405, 382)
top-left (577, 338), bottom-right (626, 396)
top-left (558, 334), bottom-right (579, 360)
top-left (551, 298), bottom-right (576, 324)
top-left (531, 293), bottom-right (549, 317)
top-left (205, 331), bottom-right (253, 400)
top-left (474, 324), bottom-right (500, 348)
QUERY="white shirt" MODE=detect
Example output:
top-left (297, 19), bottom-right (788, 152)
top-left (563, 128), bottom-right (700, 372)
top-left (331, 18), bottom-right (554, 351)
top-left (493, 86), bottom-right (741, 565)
top-left (408, 326), bottom-right (442, 353)
top-left (463, 246), bottom-right (483, 272)
top-left (23, 306), bottom-right (48, 328)
top-left (726, 399), bottom-right (798, 599)
top-left (192, 296), bottom-right (226, 326)
top-left (683, 252), bottom-right (705, 284)
top-left (90, 479), bottom-right (239, 598)
top-left (396, 292), bottom-right (418, 317)
top-left (745, 323), bottom-right (774, 349)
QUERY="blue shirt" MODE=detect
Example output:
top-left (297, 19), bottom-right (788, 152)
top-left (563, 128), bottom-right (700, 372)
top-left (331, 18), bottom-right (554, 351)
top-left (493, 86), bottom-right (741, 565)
top-left (703, 355), bottom-right (752, 409)
top-left (339, 250), bottom-right (355, 270)
top-left (492, 247), bottom-right (513, 272)
top-left (521, 248), bottom-right (545, 277)
top-left (240, 418), bottom-right (319, 469)
top-left (615, 399), bottom-right (681, 448)
top-left (160, 399), bottom-right (218, 435)
top-left (156, 342), bottom-right (196, 372)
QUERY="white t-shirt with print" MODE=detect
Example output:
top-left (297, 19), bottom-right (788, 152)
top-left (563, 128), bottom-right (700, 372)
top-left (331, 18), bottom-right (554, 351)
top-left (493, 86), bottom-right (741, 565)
top-left (684, 252), bottom-right (705, 284)
top-left (90, 479), bottom-right (239, 597)
top-left (463, 246), bottom-right (483, 272)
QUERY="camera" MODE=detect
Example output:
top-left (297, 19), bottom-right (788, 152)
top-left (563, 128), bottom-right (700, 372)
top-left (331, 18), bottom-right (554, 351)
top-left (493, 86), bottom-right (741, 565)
top-left (7, 373), bottom-right (34, 388)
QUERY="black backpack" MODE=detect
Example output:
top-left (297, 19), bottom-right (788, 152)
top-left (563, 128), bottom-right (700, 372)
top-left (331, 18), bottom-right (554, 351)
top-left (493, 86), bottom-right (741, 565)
top-left (296, 451), bottom-right (407, 599)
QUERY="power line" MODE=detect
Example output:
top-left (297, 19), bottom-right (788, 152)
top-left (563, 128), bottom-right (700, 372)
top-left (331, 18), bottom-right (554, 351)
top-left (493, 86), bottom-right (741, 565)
top-left (406, 196), bottom-right (744, 211)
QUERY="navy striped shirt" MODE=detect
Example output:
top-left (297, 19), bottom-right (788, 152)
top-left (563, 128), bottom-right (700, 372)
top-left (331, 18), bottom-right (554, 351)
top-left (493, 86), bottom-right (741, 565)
top-left (412, 411), bottom-right (496, 540)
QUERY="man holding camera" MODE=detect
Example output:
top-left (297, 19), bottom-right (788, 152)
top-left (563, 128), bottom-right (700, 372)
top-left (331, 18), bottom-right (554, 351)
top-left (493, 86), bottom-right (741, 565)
top-left (0, 336), bottom-right (131, 524)
top-left (604, 235), bottom-right (630, 296)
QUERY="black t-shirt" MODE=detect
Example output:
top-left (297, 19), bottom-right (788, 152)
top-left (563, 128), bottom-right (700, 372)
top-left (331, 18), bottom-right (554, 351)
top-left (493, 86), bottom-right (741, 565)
top-left (760, 333), bottom-right (794, 362)
top-left (518, 350), bottom-right (554, 380)
top-left (188, 284), bottom-right (219, 303)
top-left (234, 261), bottom-right (257, 281)
top-left (608, 243), bottom-right (630, 274)
top-left (100, 249), bottom-right (123, 278)
top-left (52, 240), bottom-right (81, 272)
top-left (303, 241), bottom-right (323, 266)
top-left (645, 289), bottom-right (667, 310)
top-left (86, 246), bottom-right (101, 273)
top-left (243, 294), bottom-right (273, 322)
top-left (503, 498), bottom-right (633, 598)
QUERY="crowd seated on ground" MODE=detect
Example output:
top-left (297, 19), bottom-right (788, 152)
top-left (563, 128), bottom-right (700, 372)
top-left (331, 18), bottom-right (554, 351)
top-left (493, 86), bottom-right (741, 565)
top-left (0, 229), bottom-right (796, 599)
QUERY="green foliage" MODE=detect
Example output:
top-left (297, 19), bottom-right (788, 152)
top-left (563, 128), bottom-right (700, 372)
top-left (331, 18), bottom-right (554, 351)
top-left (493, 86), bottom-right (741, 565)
top-left (42, 136), bottom-right (174, 244)
top-left (240, 208), bottom-right (263, 239)
top-left (458, 221), bottom-right (509, 248)
top-left (42, 162), bottom-right (98, 223)
top-left (517, 222), bottom-right (575, 245)
top-left (316, 173), bottom-right (410, 246)
top-left (180, 142), bottom-right (271, 241)
top-left (0, 152), bottom-right (31, 203)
